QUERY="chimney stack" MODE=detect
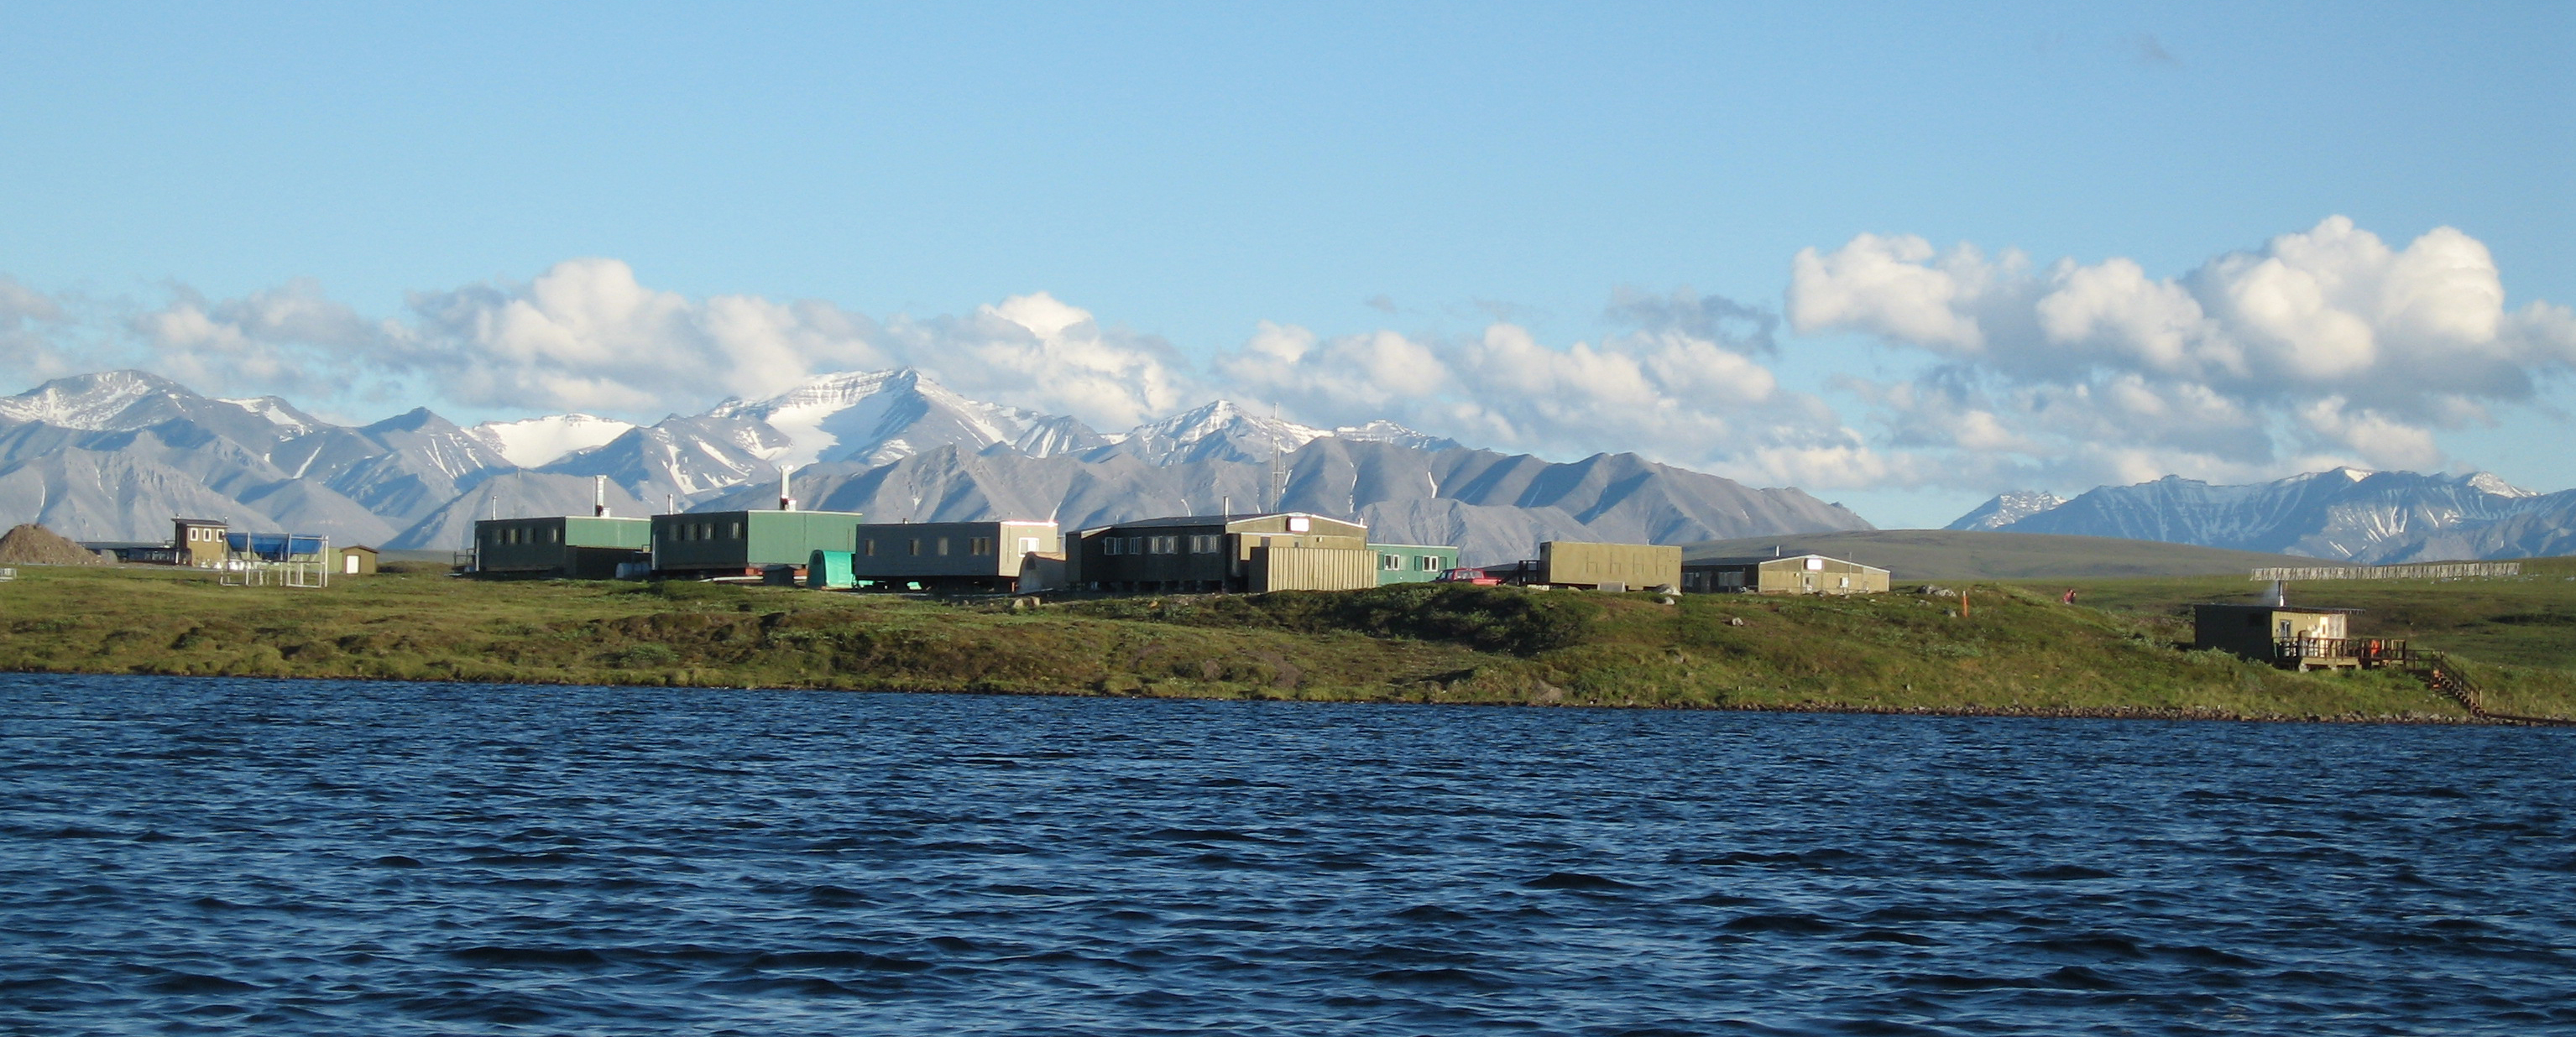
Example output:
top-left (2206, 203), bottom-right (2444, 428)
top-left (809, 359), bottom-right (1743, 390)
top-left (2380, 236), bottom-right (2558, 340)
top-left (779, 464), bottom-right (797, 511)
top-left (594, 475), bottom-right (609, 518)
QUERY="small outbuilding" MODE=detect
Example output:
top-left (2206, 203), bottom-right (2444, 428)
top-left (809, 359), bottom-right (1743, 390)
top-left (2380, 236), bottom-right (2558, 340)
top-left (336, 545), bottom-right (379, 576)
top-left (1683, 554), bottom-right (1890, 595)
top-left (2192, 602), bottom-right (2371, 670)
top-left (173, 518), bottom-right (229, 567)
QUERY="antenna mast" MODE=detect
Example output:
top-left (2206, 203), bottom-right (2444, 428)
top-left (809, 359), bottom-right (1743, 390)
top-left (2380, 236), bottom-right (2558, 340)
top-left (1266, 404), bottom-right (1287, 513)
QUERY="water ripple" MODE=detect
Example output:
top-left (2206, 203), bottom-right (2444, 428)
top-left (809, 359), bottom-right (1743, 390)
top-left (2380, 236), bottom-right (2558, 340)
top-left (3, 674), bottom-right (2572, 1035)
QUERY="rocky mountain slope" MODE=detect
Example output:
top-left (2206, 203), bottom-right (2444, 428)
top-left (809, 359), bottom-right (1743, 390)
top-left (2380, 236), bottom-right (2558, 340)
top-left (0, 368), bottom-right (1870, 558)
top-left (1952, 469), bottom-right (2574, 562)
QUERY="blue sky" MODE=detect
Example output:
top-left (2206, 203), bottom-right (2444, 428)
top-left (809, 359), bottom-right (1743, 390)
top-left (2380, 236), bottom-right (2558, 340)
top-left (0, 2), bottom-right (2568, 527)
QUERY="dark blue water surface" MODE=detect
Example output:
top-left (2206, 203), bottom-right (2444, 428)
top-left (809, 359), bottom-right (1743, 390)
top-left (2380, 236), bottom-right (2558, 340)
top-left (4, 675), bottom-right (2573, 1035)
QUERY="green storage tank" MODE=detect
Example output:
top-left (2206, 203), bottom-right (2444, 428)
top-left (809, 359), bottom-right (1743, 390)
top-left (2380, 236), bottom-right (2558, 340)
top-left (808, 550), bottom-right (856, 590)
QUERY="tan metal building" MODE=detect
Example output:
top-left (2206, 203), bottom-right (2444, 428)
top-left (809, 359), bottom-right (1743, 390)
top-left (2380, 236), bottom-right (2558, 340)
top-left (1070, 513), bottom-right (1375, 592)
top-left (1683, 554), bottom-right (1890, 595)
top-left (1513, 540), bottom-right (1682, 591)
top-left (174, 518), bottom-right (228, 567)
top-left (335, 545), bottom-right (379, 576)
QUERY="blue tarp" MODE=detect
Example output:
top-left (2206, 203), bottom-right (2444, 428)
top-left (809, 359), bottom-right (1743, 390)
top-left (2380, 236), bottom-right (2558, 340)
top-left (223, 533), bottom-right (327, 560)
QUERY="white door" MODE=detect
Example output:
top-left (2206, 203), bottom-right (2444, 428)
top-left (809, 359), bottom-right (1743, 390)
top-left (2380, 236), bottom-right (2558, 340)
top-left (344, 554), bottom-right (360, 574)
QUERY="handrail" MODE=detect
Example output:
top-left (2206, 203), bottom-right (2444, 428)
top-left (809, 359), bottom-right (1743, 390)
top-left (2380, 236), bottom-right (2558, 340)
top-left (2249, 561), bottom-right (2521, 581)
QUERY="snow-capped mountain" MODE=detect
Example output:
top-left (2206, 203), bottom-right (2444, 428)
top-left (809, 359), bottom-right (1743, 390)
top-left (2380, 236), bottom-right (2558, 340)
top-left (704, 368), bottom-right (1110, 467)
top-left (0, 367), bottom-right (1889, 555)
top-left (1957, 468), bottom-right (2574, 562)
top-left (467, 414), bottom-right (638, 468)
top-left (1945, 490), bottom-right (2067, 532)
top-left (1104, 400), bottom-right (1326, 465)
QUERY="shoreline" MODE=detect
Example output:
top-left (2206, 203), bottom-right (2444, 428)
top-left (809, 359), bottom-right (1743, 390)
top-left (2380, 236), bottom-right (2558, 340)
top-left (4, 565), bottom-right (2571, 727)
top-left (3, 664), bottom-right (2548, 728)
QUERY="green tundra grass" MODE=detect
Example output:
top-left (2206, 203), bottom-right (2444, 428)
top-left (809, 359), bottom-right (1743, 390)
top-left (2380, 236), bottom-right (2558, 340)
top-left (2, 561), bottom-right (2570, 722)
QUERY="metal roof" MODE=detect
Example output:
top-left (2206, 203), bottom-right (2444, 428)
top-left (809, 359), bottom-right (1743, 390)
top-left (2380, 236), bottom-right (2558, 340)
top-left (1688, 553), bottom-right (1890, 573)
top-left (1082, 512), bottom-right (1359, 532)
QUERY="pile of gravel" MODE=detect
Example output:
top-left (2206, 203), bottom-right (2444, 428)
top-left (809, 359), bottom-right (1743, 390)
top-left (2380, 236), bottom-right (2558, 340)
top-left (0, 524), bottom-right (109, 565)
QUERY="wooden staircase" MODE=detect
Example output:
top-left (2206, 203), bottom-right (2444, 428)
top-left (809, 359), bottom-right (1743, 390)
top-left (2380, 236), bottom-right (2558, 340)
top-left (2402, 650), bottom-right (2573, 727)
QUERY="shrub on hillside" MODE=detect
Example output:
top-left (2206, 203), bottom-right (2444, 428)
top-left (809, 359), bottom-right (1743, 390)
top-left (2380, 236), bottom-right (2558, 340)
top-left (1077, 585), bottom-right (1601, 656)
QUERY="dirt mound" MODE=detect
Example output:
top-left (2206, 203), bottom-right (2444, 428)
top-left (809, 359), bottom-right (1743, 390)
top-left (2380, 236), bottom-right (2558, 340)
top-left (0, 524), bottom-right (108, 565)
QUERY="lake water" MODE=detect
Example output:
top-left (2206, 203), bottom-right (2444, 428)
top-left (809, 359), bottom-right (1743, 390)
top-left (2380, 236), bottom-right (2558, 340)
top-left (3, 674), bottom-right (2571, 1035)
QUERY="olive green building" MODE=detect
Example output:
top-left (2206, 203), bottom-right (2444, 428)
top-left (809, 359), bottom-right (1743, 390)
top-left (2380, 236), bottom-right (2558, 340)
top-left (650, 510), bottom-right (862, 577)
top-left (474, 516), bottom-right (651, 578)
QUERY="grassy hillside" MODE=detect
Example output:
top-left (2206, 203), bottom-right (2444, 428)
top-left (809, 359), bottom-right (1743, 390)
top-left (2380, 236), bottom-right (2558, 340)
top-left (1682, 529), bottom-right (2320, 580)
top-left (3, 564), bottom-right (2570, 722)
top-left (2012, 555), bottom-right (2576, 674)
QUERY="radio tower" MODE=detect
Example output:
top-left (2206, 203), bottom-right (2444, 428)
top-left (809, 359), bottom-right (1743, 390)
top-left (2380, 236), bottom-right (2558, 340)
top-left (1266, 404), bottom-right (1288, 513)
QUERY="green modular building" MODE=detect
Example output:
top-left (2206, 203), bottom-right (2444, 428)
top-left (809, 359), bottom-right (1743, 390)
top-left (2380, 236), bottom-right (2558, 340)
top-left (474, 516), bottom-right (651, 578)
top-left (650, 510), bottom-right (862, 577)
top-left (1370, 544), bottom-right (1460, 585)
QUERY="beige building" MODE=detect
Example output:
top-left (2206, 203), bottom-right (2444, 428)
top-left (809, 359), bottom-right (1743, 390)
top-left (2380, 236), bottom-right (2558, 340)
top-left (1513, 541), bottom-right (1682, 591)
top-left (173, 518), bottom-right (228, 567)
top-left (336, 545), bottom-right (379, 576)
top-left (1683, 554), bottom-right (1890, 595)
top-left (2192, 603), bottom-right (2364, 670)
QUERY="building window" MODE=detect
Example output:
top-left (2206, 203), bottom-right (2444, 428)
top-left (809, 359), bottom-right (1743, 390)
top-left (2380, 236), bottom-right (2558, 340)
top-left (1381, 554), bottom-right (1401, 571)
top-left (1102, 538), bottom-right (1121, 556)
top-left (864, 539), bottom-right (876, 556)
top-left (936, 538), bottom-right (950, 556)
top-left (548, 528), bottom-right (561, 544)
top-left (1152, 535), bottom-right (1178, 555)
top-left (909, 539), bottom-right (922, 556)
top-left (1419, 555), bottom-right (1440, 571)
top-left (729, 522), bottom-right (743, 540)
top-left (1020, 537), bottom-right (1040, 555)
top-left (1288, 516), bottom-right (1311, 533)
top-left (971, 538), bottom-right (993, 556)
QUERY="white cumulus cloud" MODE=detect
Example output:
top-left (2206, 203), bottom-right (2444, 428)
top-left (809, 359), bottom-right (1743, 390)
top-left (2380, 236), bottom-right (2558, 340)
top-left (1791, 216), bottom-right (2574, 489)
top-left (1213, 289), bottom-right (1881, 486)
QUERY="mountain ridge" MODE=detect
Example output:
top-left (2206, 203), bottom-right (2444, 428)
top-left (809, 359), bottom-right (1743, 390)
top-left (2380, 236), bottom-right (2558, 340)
top-left (0, 367), bottom-right (1871, 559)
top-left (1951, 468), bottom-right (2574, 563)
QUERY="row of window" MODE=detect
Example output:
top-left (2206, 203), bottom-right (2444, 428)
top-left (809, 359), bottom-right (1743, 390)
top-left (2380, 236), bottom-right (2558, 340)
top-left (485, 526), bottom-right (563, 545)
top-left (666, 522), bottom-right (745, 542)
top-left (860, 536), bottom-right (1000, 557)
top-left (1378, 554), bottom-right (1447, 571)
top-left (1100, 534), bottom-right (1225, 556)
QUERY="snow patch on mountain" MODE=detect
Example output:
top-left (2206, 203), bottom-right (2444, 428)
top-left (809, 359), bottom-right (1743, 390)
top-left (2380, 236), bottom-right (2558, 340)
top-left (705, 368), bottom-right (1101, 467)
top-left (467, 414), bottom-right (639, 468)
top-left (0, 371), bottom-right (189, 430)
top-left (217, 396), bottom-right (323, 434)
top-left (1971, 468), bottom-right (2563, 561)
top-left (1112, 400), bottom-right (1327, 465)
top-left (1945, 490), bottom-right (2067, 531)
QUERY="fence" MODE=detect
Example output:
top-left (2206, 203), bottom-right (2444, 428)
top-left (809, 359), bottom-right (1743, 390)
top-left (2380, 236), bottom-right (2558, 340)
top-left (2249, 561), bottom-right (2521, 581)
